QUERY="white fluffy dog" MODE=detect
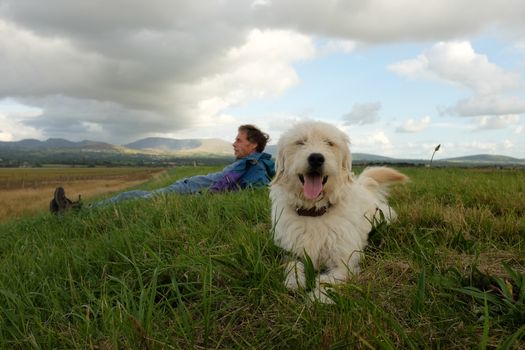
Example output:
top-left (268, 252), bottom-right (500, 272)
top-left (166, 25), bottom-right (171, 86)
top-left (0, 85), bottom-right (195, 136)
top-left (270, 121), bottom-right (408, 302)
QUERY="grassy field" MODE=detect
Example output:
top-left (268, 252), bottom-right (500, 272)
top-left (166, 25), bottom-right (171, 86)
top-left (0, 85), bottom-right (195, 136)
top-left (0, 166), bottom-right (523, 349)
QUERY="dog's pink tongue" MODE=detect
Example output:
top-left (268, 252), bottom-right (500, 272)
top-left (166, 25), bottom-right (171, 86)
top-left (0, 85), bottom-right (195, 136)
top-left (303, 175), bottom-right (323, 199)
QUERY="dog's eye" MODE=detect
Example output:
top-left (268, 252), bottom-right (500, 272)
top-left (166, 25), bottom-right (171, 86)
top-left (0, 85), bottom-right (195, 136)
top-left (295, 140), bottom-right (306, 146)
top-left (325, 140), bottom-right (335, 147)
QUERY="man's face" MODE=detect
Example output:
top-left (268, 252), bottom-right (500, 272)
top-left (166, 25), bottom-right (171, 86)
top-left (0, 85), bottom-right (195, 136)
top-left (233, 130), bottom-right (257, 159)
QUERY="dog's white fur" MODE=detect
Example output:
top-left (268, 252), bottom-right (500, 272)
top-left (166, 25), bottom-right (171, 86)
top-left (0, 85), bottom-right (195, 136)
top-left (270, 121), bottom-right (407, 302)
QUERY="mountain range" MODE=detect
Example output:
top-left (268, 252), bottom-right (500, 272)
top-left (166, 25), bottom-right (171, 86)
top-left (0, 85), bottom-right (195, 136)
top-left (1, 137), bottom-right (524, 166)
top-left (0, 137), bottom-right (234, 156)
top-left (0, 138), bottom-right (118, 150)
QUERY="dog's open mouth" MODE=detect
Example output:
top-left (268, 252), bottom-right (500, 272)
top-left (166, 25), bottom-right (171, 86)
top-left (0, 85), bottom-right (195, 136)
top-left (299, 174), bottom-right (328, 199)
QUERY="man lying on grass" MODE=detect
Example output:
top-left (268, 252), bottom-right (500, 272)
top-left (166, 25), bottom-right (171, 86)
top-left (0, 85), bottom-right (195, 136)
top-left (50, 125), bottom-right (275, 214)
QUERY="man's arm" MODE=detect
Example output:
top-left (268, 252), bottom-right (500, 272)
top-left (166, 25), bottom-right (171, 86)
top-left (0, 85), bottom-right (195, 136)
top-left (208, 170), bottom-right (244, 192)
top-left (208, 154), bottom-right (273, 193)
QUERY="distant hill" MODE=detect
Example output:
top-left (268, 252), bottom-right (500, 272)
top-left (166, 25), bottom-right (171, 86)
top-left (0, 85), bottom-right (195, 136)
top-left (0, 138), bottom-right (117, 151)
top-left (353, 153), bottom-right (397, 162)
top-left (0, 136), bottom-right (235, 167)
top-left (124, 138), bottom-right (201, 151)
top-left (124, 137), bottom-right (232, 155)
top-left (441, 154), bottom-right (525, 165)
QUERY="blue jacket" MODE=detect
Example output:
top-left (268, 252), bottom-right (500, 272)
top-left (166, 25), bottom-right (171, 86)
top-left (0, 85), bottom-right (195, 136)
top-left (209, 152), bottom-right (275, 192)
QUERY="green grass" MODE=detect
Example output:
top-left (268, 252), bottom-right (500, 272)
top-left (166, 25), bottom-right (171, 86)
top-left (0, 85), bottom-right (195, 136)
top-left (0, 166), bottom-right (524, 349)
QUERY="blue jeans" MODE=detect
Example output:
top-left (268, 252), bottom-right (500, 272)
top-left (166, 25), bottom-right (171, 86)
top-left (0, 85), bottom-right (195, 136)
top-left (90, 174), bottom-right (216, 207)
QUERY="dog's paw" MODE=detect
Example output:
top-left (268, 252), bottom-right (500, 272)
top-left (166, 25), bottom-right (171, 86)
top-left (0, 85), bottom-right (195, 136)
top-left (308, 282), bottom-right (336, 304)
top-left (284, 261), bottom-right (306, 290)
top-left (319, 273), bottom-right (336, 285)
top-left (285, 273), bottom-right (306, 290)
top-left (319, 267), bottom-right (354, 285)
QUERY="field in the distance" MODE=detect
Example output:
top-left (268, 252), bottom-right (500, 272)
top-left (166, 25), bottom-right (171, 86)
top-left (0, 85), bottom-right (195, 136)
top-left (0, 167), bottom-right (170, 222)
top-left (0, 166), bottom-right (523, 349)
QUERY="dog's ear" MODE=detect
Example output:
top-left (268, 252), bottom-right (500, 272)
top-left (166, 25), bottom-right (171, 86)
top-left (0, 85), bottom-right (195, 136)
top-left (271, 146), bottom-right (285, 185)
top-left (341, 139), bottom-right (353, 183)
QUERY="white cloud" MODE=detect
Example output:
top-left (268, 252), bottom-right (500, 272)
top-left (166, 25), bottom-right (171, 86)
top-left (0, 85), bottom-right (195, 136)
top-left (251, 0), bottom-right (272, 8)
top-left (448, 139), bottom-right (516, 155)
top-left (443, 95), bottom-right (525, 117)
top-left (165, 113), bottom-right (239, 141)
top-left (321, 39), bottom-right (358, 54)
top-left (370, 131), bottom-right (391, 145)
top-left (343, 102), bottom-right (381, 126)
top-left (396, 116), bottom-right (432, 133)
top-left (391, 41), bottom-right (525, 130)
top-left (503, 139), bottom-right (514, 149)
top-left (388, 55), bottom-right (432, 80)
top-left (348, 130), bottom-right (393, 155)
top-left (389, 41), bottom-right (522, 95)
top-left (475, 115), bottom-right (521, 130)
top-left (267, 115), bottom-right (309, 133)
top-left (0, 110), bottom-right (43, 141)
top-left (189, 29), bottom-right (315, 116)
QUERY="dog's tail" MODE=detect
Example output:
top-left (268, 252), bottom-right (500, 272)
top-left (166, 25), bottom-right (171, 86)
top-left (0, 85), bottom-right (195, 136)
top-left (357, 166), bottom-right (408, 194)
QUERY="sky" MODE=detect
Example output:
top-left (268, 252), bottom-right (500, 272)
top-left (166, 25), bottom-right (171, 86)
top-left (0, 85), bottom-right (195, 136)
top-left (1, 0), bottom-right (525, 159)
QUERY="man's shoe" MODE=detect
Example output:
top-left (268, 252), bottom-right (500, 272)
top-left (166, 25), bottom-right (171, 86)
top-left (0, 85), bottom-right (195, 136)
top-left (50, 187), bottom-right (82, 214)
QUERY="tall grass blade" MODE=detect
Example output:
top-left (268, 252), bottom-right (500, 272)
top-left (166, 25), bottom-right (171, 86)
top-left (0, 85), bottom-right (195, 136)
top-left (480, 295), bottom-right (490, 350)
top-left (411, 268), bottom-right (426, 315)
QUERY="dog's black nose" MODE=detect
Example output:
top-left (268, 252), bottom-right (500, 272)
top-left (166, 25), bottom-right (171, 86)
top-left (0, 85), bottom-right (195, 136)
top-left (308, 153), bottom-right (325, 169)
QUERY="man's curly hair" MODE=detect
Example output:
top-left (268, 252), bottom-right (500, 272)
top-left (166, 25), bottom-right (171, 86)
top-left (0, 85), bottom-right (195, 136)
top-left (238, 124), bottom-right (270, 152)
